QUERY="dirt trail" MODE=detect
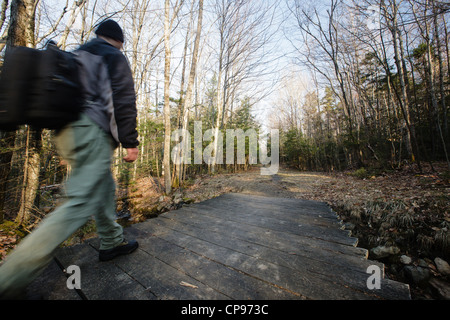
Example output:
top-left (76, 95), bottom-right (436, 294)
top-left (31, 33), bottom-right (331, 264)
top-left (127, 166), bottom-right (337, 223)
top-left (183, 167), bottom-right (333, 201)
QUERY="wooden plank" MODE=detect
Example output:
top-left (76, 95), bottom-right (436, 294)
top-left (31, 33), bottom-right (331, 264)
top-left (102, 247), bottom-right (229, 300)
top-left (26, 259), bottom-right (81, 300)
top-left (155, 215), bottom-right (379, 273)
top-left (184, 196), bottom-right (358, 247)
top-left (181, 205), bottom-right (357, 246)
top-left (123, 226), bottom-right (302, 300)
top-left (194, 200), bottom-right (344, 230)
top-left (54, 243), bottom-right (155, 300)
top-left (133, 219), bottom-right (376, 299)
top-left (165, 205), bottom-right (366, 258)
top-left (202, 193), bottom-right (340, 220)
top-left (134, 215), bottom-right (410, 300)
top-left (87, 234), bottom-right (232, 300)
top-left (153, 216), bottom-right (410, 299)
top-left (204, 193), bottom-right (341, 221)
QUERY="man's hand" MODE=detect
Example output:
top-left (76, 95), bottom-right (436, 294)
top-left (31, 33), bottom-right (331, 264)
top-left (123, 147), bottom-right (139, 162)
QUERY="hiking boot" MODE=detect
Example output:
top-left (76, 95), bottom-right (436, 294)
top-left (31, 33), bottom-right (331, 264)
top-left (99, 240), bottom-right (139, 261)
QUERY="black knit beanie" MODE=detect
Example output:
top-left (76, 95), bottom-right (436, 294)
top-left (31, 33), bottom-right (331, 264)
top-left (95, 19), bottom-right (124, 43)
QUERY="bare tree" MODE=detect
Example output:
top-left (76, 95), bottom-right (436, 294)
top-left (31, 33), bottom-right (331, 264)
top-left (173, 0), bottom-right (203, 185)
top-left (288, 0), bottom-right (363, 166)
top-left (407, 0), bottom-right (448, 167)
top-left (57, 0), bottom-right (87, 49)
top-left (210, 0), bottom-right (277, 171)
top-left (1, 0), bottom-right (40, 226)
top-left (163, 0), bottom-right (172, 194)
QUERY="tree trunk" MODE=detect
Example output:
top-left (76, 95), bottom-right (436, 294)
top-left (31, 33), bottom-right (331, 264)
top-left (57, 0), bottom-right (86, 49)
top-left (163, 0), bottom-right (172, 195)
top-left (15, 127), bottom-right (42, 226)
top-left (180, 0), bottom-right (203, 182)
top-left (432, 2), bottom-right (449, 167)
top-left (1, 0), bottom-right (39, 225)
top-left (0, 131), bottom-right (14, 223)
top-left (172, 0), bottom-right (193, 187)
top-left (388, 0), bottom-right (421, 170)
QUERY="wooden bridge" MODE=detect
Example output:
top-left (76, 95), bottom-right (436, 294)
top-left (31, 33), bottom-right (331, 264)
top-left (28, 193), bottom-right (411, 300)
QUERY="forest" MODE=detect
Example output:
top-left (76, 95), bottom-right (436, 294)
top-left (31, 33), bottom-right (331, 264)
top-left (0, 0), bottom-right (449, 296)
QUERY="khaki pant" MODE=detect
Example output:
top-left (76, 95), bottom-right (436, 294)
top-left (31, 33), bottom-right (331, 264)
top-left (0, 114), bottom-right (123, 298)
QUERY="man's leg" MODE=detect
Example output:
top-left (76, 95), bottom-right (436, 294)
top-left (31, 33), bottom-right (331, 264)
top-left (96, 167), bottom-right (140, 261)
top-left (95, 167), bottom-right (124, 251)
top-left (0, 115), bottom-right (122, 298)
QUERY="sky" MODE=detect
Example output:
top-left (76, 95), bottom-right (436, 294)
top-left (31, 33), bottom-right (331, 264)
top-left (2, 0), bottom-right (310, 132)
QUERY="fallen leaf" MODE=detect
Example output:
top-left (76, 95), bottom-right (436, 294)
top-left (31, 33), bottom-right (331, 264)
top-left (180, 281), bottom-right (198, 289)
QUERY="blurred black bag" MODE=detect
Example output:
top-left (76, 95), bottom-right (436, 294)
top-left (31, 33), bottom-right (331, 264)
top-left (0, 44), bottom-right (83, 131)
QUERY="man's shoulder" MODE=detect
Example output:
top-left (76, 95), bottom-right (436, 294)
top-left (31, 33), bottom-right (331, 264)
top-left (78, 38), bottom-right (121, 58)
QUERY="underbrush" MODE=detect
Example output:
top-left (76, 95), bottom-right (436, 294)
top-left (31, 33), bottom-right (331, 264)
top-left (334, 197), bottom-right (450, 261)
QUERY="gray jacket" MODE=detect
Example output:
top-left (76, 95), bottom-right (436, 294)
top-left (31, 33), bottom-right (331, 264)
top-left (75, 38), bottom-right (139, 149)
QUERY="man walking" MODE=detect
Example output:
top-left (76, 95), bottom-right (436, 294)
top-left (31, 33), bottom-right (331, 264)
top-left (0, 19), bottom-right (139, 299)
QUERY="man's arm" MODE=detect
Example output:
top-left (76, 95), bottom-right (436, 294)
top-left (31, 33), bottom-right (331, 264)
top-left (107, 53), bottom-right (139, 149)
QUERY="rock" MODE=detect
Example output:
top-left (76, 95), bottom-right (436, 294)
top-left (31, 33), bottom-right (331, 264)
top-left (173, 198), bottom-right (183, 205)
top-left (343, 222), bottom-right (355, 231)
top-left (403, 265), bottom-right (431, 286)
top-left (370, 245), bottom-right (400, 259)
top-left (400, 255), bottom-right (412, 265)
top-left (434, 257), bottom-right (450, 277)
top-left (429, 278), bottom-right (450, 300)
top-left (156, 198), bottom-right (173, 213)
top-left (156, 204), bottom-right (164, 212)
top-left (418, 259), bottom-right (429, 268)
top-left (173, 191), bottom-right (183, 200)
